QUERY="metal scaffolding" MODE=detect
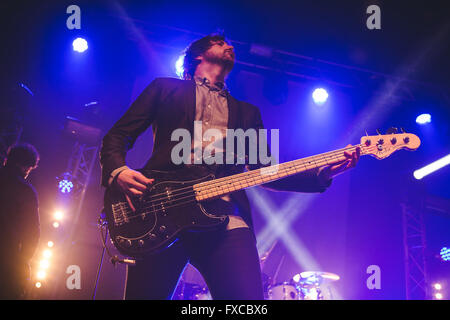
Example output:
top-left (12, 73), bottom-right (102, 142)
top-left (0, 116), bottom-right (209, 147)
top-left (401, 199), bottom-right (428, 300)
top-left (63, 142), bottom-right (100, 242)
top-left (48, 117), bottom-right (102, 299)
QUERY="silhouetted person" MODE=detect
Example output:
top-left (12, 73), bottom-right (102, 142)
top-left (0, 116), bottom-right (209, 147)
top-left (0, 143), bottom-right (40, 299)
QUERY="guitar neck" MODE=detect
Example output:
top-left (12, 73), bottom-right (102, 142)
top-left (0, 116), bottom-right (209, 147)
top-left (194, 144), bottom-right (367, 201)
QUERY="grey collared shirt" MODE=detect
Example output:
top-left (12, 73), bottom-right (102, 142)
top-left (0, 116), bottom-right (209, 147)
top-left (191, 76), bottom-right (229, 164)
top-left (191, 77), bottom-right (248, 230)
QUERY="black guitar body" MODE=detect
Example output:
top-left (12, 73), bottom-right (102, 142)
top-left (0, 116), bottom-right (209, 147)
top-left (104, 168), bottom-right (231, 258)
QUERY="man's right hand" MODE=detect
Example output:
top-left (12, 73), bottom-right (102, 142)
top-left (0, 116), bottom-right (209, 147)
top-left (116, 169), bottom-right (154, 211)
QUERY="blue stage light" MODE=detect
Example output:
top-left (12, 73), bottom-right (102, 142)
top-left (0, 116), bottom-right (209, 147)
top-left (440, 247), bottom-right (450, 261)
top-left (72, 37), bottom-right (88, 53)
top-left (312, 88), bottom-right (328, 105)
top-left (413, 154), bottom-right (450, 180)
top-left (416, 113), bottom-right (431, 125)
top-left (175, 55), bottom-right (184, 78)
top-left (58, 179), bottom-right (74, 194)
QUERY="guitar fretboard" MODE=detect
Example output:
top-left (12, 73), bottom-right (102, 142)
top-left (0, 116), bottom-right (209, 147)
top-left (193, 144), bottom-right (367, 201)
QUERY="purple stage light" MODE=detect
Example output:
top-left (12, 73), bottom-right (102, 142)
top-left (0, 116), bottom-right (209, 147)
top-left (416, 113), bottom-right (431, 125)
top-left (72, 37), bottom-right (88, 53)
top-left (58, 179), bottom-right (74, 194)
top-left (312, 88), bottom-right (328, 105)
top-left (175, 55), bottom-right (184, 79)
top-left (440, 247), bottom-right (450, 261)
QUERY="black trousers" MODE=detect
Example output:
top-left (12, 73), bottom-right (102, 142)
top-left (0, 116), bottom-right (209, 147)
top-left (124, 227), bottom-right (264, 300)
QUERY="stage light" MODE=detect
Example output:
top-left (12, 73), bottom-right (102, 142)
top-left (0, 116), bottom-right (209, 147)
top-left (312, 88), bottom-right (328, 105)
top-left (413, 154), bottom-right (450, 180)
top-left (434, 283), bottom-right (442, 290)
top-left (175, 55), bottom-right (184, 78)
top-left (72, 37), bottom-right (88, 53)
top-left (35, 282), bottom-right (42, 289)
top-left (435, 293), bottom-right (443, 300)
top-left (416, 113), bottom-right (431, 125)
top-left (53, 210), bottom-right (64, 221)
top-left (39, 260), bottom-right (50, 269)
top-left (440, 247), bottom-right (450, 261)
top-left (47, 241), bottom-right (54, 248)
top-left (58, 179), bottom-right (74, 194)
top-left (36, 270), bottom-right (46, 280)
top-left (52, 221), bottom-right (60, 228)
top-left (43, 249), bottom-right (52, 259)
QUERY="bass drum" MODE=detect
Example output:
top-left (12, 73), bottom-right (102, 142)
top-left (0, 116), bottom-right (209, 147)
top-left (267, 282), bottom-right (299, 300)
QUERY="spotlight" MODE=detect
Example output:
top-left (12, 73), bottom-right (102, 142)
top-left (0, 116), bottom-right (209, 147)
top-left (175, 55), bottom-right (184, 78)
top-left (47, 241), bottom-right (54, 248)
top-left (416, 113), bottom-right (431, 125)
top-left (52, 221), bottom-right (60, 228)
top-left (435, 293), bottom-right (443, 300)
top-left (36, 270), bottom-right (46, 280)
top-left (39, 260), bottom-right (50, 269)
top-left (53, 210), bottom-right (64, 221)
top-left (43, 249), bottom-right (52, 259)
top-left (434, 283), bottom-right (442, 290)
top-left (440, 247), bottom-right (450, 261)
top-left (312, 88), bottom-right (328, 105)
top-left (413, 154), bottom-right (450, 180)
top-left (58, 179), bottom-right (74, 194)
top-left (72, 37), bottom-right (88, 53)
top-left (35, 282), bottom-right (42, 289)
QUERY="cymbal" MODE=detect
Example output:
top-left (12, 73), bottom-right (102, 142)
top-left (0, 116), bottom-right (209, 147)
top-left (293, 271), bottom-right (340, 286)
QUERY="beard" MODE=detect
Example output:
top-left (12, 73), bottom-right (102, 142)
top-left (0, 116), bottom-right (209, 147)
top-left (203, 50), bottom-right (235, 71)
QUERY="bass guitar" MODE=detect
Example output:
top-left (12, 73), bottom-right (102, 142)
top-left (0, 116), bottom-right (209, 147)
top-left (104, 131), bottom-right (420, 257)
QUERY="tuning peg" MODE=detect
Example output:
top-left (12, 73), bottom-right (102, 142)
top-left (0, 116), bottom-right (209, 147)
top-left (376, 128), bottom-right (382, 135)
top-left (400, 127), bottom-right (406, 133)
top-left (386, 127), bottom-right (398, 134)
top-left (365, 129), bottom-right (369, 137)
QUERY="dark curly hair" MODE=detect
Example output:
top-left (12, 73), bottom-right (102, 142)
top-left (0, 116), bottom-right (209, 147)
top-left (182, 34), bottom-right (228, 80)
top-left (5, 143), bottom-right (40, 168)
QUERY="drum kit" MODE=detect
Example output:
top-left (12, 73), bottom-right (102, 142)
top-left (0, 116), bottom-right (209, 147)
top-left (266, 271), bottom-right (340, 300)
top-left (173, 264), bottom-right (340, 300)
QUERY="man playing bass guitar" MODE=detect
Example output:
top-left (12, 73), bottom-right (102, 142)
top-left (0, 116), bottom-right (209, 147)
top-left (100, 34), bottom-right (360, 300)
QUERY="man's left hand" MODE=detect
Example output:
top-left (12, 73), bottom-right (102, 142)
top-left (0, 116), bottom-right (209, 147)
top-left (320, 144), bottom-right (360, 180)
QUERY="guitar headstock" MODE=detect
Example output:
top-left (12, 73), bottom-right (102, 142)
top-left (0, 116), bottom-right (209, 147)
top-left (360, 128), bottom-right (421, 159)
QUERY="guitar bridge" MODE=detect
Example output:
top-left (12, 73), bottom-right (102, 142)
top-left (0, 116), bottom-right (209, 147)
top-left (112, 202), bottom-right (129, 226)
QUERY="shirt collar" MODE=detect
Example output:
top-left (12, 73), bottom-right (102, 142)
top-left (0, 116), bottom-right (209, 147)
top-left (194, 76), bottom-right (228, 97)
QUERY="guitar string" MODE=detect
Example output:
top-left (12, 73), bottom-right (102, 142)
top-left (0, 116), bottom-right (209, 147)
top-left (194, 144), bottom-right (365, 192)
top-left (130, 144), bottom-right (365, 205)
top-left (116, 149), bottom-right (375, 225)
top-left (115, 144), bottom-right (373, 222)
top-left (123, 144), bottom-right (365, 213)
top-left (119, 144), bottom-right (369, 220)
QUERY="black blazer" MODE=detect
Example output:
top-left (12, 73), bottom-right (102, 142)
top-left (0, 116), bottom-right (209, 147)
top-left (100, 77), bottom-right (331, 228)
